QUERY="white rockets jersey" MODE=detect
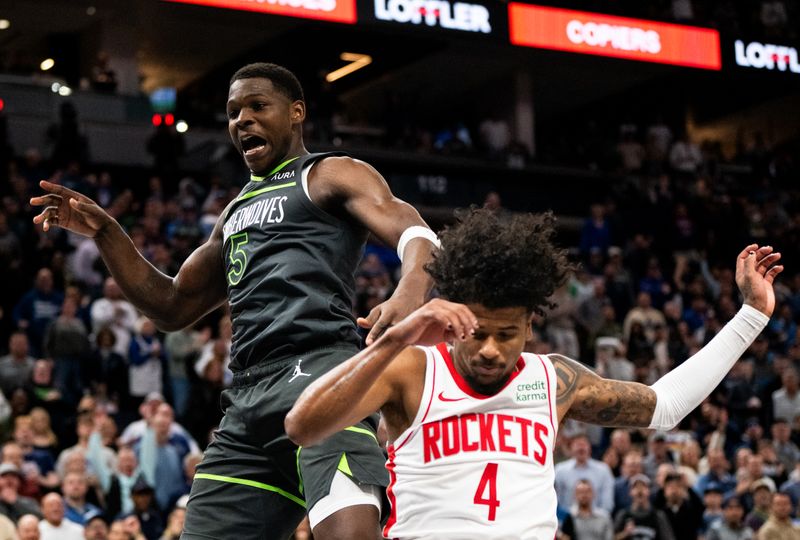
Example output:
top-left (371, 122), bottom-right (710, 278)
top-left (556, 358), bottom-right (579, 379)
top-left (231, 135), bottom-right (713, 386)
top-left (383, 342), bottom-right (559, 540)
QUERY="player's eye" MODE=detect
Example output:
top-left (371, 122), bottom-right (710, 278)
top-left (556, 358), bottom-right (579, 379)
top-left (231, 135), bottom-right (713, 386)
top-left (227, 109), bottom-right (239, 120)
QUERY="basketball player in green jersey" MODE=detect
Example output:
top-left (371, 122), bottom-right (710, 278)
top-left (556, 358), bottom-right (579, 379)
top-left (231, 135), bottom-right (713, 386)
top-left (32, 63), bottom-right (439, 539)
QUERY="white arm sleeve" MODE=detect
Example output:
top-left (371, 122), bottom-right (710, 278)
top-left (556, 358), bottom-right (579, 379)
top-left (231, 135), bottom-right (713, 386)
top-left (648, 304), bottom-right (769, 431)
top-left (396, 226), bottom-right (441, 263)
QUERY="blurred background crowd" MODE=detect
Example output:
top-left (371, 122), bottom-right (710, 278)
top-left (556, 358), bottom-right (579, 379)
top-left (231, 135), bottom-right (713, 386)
top-left (0, 0), bottom-right (800, 538)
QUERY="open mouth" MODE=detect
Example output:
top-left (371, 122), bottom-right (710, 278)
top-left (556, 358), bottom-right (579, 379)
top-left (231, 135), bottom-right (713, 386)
top-left (240, 134), bottom-right (267, 157)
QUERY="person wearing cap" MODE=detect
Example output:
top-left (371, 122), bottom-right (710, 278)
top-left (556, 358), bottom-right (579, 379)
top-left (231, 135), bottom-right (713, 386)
top-left (613, 474), bottom-right (675, 540)
top-left (706, 495), bottom-right (754, 540)
top-left (84, 511), bottom-right (110, 540)
top-left (701, 482), bottom-right (725, 534)
top-left (745, 478), bottom-right (776, 533)
top-left (643, 432), bottom-right (676, 480)
top-left (595, 336), bottom-right (634, 382)
top-left (39, 492), bottom-right (83, 540)
top-left (0, 463), bottom-right (41, 523)
top-left (129, 477), bottom-right (163, 540)
top-left (757, 491), bottom-right (800, 539)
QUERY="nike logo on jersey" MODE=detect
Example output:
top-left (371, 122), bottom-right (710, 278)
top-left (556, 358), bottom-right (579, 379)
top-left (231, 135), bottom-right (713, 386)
top-left (438, 391), bottom-right (467, 402)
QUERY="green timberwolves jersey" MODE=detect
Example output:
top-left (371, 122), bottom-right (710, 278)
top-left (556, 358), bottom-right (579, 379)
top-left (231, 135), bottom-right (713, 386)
top-left (222, 152), bottom-right (367, 371)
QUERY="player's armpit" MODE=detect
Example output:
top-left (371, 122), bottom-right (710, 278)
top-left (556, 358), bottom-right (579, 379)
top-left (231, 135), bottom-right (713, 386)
top-left (551, 354), bottom-right (656, 428)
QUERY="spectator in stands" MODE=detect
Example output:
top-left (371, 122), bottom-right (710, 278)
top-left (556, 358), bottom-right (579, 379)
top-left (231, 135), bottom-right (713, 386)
top-left (0, 463), bottom-right (40, 522)
top-left (669, 133), bottom-right (703, 175)
top-left (84, 328), bottom-right (130, 418)
top-left (184, 350), bottom-right (224, 446)
top-left (62, 471), bottom-right (102, 526)
top-left (614, 474), bottom-right (675, 540)
top-left (580, 204), bottom-right (613, 259)
top-left (595, 337), bottom-right (634, 382)
top-left (615, 451), bottom-right (644, 513)
top-left (16, 514), bottom-right (40, 540)
top-left (555, 434), bottom-right (615, 514)
top-left (758, 491), bottom-right (799, 538)
top-left (0, 332), bottom-right (34, 397)
top-left (700, 482), bottom-right (724, 534)
top-left (560, 479), bottom-right (614, 540)
top-left (772, 369), bottom-right (800, 426)
top-left (117, 394), bottom-right (197, 455)
top-left (90, 278), bottom-right (137, 358)
top-left (84, 512), bottom-right (110, 540)
top-left (696, 448), bottom-right (737, 497)
top-left (43, 297), bottom-right (89, 407)
top-left (771, 418), bottom-right (800, 476)
top-left (163, 324), bottom-right (207, 420)
top-left (13, 268), bottom-right (63, 356)
top-left (706, 494), bottom-right (753, 540)
top-left (653, 472), bottom-right (704, 539)
top-left (29, 408), bottom-right (57, 455)
top-left (623, 292), bottom-right (666, 346)
top-left (12, 417), bottom-right (57, 493)
top-left (128, 318), bottom-right (168, 408)
top-left (643, 432), bottom-right (675, 480)
top-left (38, 492), bottom-right (82, 540)
top-left (159, 505), bottom-right (185, 540)
top-left (57, 413), bottom-right (116, 480)
top-left (136, 404), bottom-right (188, 512)
top-left (128, 477), bottom-right (163, 540)
top-left (744, 478), bottom-right (774, 532)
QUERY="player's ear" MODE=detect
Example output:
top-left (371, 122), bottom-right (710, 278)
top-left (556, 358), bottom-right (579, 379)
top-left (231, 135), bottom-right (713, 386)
top-left (526, 315), bottom-right (534, 341)
top-left (291, 101), bottom-right (306, 124)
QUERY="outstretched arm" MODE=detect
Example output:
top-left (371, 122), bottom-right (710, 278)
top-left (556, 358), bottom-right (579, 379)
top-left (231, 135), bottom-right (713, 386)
top-left (309, 157), bottom-right (437, 344)
top-left (31, 181), bottom-right (228, 331)
top-left (286, 299), bottom-right (478, 447)
top-left (556, 244), bottom-right (782, 429)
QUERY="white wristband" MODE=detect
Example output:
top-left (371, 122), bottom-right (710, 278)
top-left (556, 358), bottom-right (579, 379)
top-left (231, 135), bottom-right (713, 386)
top-left (397, 226), bottom-right (440, 263)
top-left (648, 304), bottom-right (770, 431)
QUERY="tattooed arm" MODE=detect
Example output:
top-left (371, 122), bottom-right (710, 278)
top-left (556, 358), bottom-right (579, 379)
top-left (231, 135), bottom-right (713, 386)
top-left (552, 354), bottom-right (656, 427)
top-left (553, 244), bottom-right (782, 430)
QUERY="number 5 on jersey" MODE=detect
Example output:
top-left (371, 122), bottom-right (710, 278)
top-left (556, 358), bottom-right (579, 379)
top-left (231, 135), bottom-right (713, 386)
top-left (474, 463), bottom-right (500, 521)
top-left (227, 232), bottom-right (249, 286)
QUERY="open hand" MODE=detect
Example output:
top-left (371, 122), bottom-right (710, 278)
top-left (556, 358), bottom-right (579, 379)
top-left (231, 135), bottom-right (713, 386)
top-left (735, 244), bottom-right (784, 317)
top-left (31, 180), bottom-right (114, 237)
top-left (357, 291), bottom-right (427, 345)
top-left (383, 299), bottom-right (479, 347)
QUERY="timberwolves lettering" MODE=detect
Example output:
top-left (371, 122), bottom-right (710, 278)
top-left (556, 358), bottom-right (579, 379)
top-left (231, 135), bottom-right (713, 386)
top-left (223, 195), bottom-right (288, 242)
top-left (422, 412), bottom-right (548, 465)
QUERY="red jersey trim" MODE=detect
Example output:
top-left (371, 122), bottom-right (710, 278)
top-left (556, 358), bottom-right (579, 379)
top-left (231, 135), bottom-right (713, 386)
top-left (435, 342), bottom-right (526, 400)
top-left (383, 445), bottom-right (399, 537)
top-left (394, 348), bottom-right (437, 452)
top-left (538, 354), bottom-right (557, 437)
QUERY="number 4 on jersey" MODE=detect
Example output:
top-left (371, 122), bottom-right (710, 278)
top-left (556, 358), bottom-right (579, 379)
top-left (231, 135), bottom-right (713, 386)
top-left (474, 463), bottom-right (500, 521)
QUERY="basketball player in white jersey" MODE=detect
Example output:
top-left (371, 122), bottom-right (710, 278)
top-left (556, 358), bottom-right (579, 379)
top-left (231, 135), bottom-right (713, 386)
top-left (286, 208), bottom-right (783, 540)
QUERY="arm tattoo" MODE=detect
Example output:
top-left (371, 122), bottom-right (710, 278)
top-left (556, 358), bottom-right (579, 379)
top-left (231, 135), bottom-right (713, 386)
top-left (551, 354), bottom-right (657, 428)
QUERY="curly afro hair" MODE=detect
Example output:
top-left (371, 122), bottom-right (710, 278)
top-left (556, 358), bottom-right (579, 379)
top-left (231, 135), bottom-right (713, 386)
top-left (425, 208), bottom-right (571, 315)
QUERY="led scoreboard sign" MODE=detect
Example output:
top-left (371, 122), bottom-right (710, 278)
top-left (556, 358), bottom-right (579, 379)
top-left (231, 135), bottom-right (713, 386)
top-left (508, 4), bottom-right (721, 70)
top-left (166, 0), bottom-right (357, 24)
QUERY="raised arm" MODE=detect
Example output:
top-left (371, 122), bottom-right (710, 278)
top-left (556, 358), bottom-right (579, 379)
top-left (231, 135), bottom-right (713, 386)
top-left (309, 157), bottom-right (437, 344)
top-left (286, 299), bottom-right (479, 447)
top-left (31, 181), bottom-right (228, 331)
top-left (555, 244), bottom-right (782, 429)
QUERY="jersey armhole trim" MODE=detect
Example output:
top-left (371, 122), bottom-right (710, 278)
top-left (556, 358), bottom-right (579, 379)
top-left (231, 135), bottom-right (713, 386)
top-left (393, 346), bottom-right (435, 452)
